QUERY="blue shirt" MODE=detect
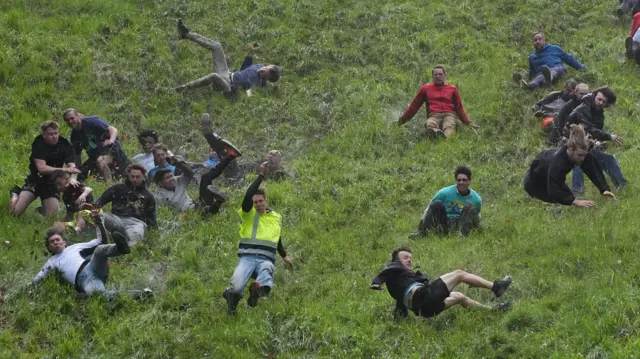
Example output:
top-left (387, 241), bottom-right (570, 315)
top-left (148, 163), bottom-right (176, 180)
top-left (431, 184), bottom-right (482, 219)
top-left (528, 44), bottom-right (586, 77)
top-left (232, 62), bottom-right (265, 90)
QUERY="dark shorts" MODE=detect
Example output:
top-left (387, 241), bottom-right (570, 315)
top-left (411, 278), bottom-right (451, 318)
top-left (22, 176), bottom-right (59, 201)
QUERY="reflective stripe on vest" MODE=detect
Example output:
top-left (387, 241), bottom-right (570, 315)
top-left (237, 208), bottom-right (281, 260)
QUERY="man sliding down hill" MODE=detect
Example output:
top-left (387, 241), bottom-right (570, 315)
top-left (33, 211), bottom-right (151, 299)
top-left (397, 65), bottom-right (473, 138)
top-left (174, 19), bottom-right (282, 99)
top-left (409, 166), bottom-right (482, 239)
top-left (548, 83), bottom-right (589, 146)
top-left (524, 124), bottom-right (616, 207)
top-left (532, 78), bottom-right (577, 133)
top-left (152, 113), bottom-right (242, 216)
top-left (513, 32), bottom-right (587, 90)
top-left (222, 162), bottom-right (293, 315)
top-left (370, 247), bottom-right (512, 320)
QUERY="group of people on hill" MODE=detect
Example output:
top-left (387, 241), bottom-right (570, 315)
top-left (13, 88), bottom-right (289, 315)
top-left (11, 10), bottom-right (637, 322)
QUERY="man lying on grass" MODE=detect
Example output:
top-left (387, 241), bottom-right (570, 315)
top-left (371, 247), bottom-right (511, 320)
top-left (33, 210), bottom-right (151, 299)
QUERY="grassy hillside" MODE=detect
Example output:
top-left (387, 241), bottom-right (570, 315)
top-left (1, 0), bottom-right (639, 357)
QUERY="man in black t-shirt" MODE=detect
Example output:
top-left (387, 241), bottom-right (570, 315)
top-left (370, 247), bottom-right (512, 319)
top-left (63, 108), bottom-right (130, 182)
top-left (10, 121), bottom-right (80, 217)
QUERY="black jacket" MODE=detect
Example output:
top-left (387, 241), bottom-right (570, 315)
top-left (371, 262), bottom-right (430, 304)
top-left (95, 178), bottom-right (157, 227)
top-left (526, 147), bottom-right (609, 205)
top-left (551, 97), bottom-right (581, 145)
top-left (566, 94), bottom-right (612, 142)
top-left (532, 91), bottom-right (571, 118)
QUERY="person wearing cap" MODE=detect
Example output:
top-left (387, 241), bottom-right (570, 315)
top-left (174, 19), bottom-right (282, 99)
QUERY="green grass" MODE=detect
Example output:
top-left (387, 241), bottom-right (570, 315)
top-left (1, 0), bottom-right (640, 357)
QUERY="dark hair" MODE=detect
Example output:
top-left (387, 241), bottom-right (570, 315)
top-left (454, 166), bottom-right (472, 180)
top-left (269, 65), bottom-right (282, 82)
top-left (432, 64), bottom-right (446, 75)
top-left (564, 78), bottom-right (578, 90)
top-left (126, 163), bottom-right (147, 175)
top-left (40, 121), bottom-right (60, 132)
top-left (154, 168), bottom-right (173, 184)
top-left (593, 86), bottom-right (617, 106)
top-left (138, 130), bottom-right (159, 144)
top-left (50, 170), bottom-right (69, 182)
top-left (391, 247), bottom-right (412, 262)
top-left (44, 227), bottom-right (67, 253)
top-left (254, 187), bottom-right (267, 199)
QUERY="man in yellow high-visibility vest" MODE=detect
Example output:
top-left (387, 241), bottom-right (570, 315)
top-left (223, 161), bottom-right (293, 315)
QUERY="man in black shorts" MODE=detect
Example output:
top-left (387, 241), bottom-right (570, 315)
top-left (370, 247), bottom-right (512, 319)
top-left (10, 121), bottom-right (80, 217)
top-left (63, 108), bottom-right (130, 182)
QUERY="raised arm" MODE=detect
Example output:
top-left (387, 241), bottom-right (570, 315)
top-left (242, 174), bottom-right (265, 212)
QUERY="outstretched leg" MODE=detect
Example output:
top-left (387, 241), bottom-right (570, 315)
top-left (439, 269), bottom-right (512, 297)
top-left (444, 291), bottom-right (492, 310)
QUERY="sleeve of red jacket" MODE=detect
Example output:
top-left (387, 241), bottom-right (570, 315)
top-left (453, 88), bottom-right (471, 124)
top-left (399, 87), bottom-right (427, 124)
top-left (631, 13), bottom-right (640, 37)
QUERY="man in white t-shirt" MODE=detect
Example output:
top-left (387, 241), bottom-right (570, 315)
top-left (132, 130), bottom-right (160, 173)
top-left (32, 211), bottom-right (151, 298)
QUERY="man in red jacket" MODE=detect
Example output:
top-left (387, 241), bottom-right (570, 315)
top-left (397, 65), bottom-right (472, 138)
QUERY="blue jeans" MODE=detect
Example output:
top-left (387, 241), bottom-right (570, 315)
top-left (227, 254), bottom-right (276, 297)
top-left (529, 65), bottom-right (567, 88)
top-left (572, 150), bottom-right (627, 193)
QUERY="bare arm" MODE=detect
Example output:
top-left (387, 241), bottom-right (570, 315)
top-left (34, 159), bottom-right (80, 175)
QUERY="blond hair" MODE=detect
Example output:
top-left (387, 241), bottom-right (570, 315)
top-left (567, 124), bottom-right (590, 153)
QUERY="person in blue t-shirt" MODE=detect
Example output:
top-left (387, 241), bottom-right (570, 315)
top-left (63, 109), bottom-right (130, 182)
top-left (147, 143), bottom-right (179, 180)
top-left (174, 19), bottom-right (282, 99)
top-left (512, 32), bottom-right (587, 90)
top-left (409, 166), bottom-right (482, 239)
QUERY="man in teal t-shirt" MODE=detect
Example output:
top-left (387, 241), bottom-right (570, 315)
top-left (409, 166), bottom-right (482, 238)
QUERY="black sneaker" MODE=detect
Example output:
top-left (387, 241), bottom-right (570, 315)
top-left (177, 18), bottom-right (190, 39)
top-left (222, 140), bottom-right (242, 159)
top-left (247, 281), bottom-right (260, 308)
top-left (541, 66), bottom-right (552, 84)
top-left (425, 128), bottom-right (437, 139)
top-left (492, 275), bottom-right (512, 298)
top-left (199, 113), bottom-right (213, 134)
top-left (493, 301), bottom-right (512, 312)
top-left (223, 288), bottom-right (240, 315)
top-left (112, 231), bottom-right (131, 255)
top-left (626, 37), bottom-right (633, 58)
